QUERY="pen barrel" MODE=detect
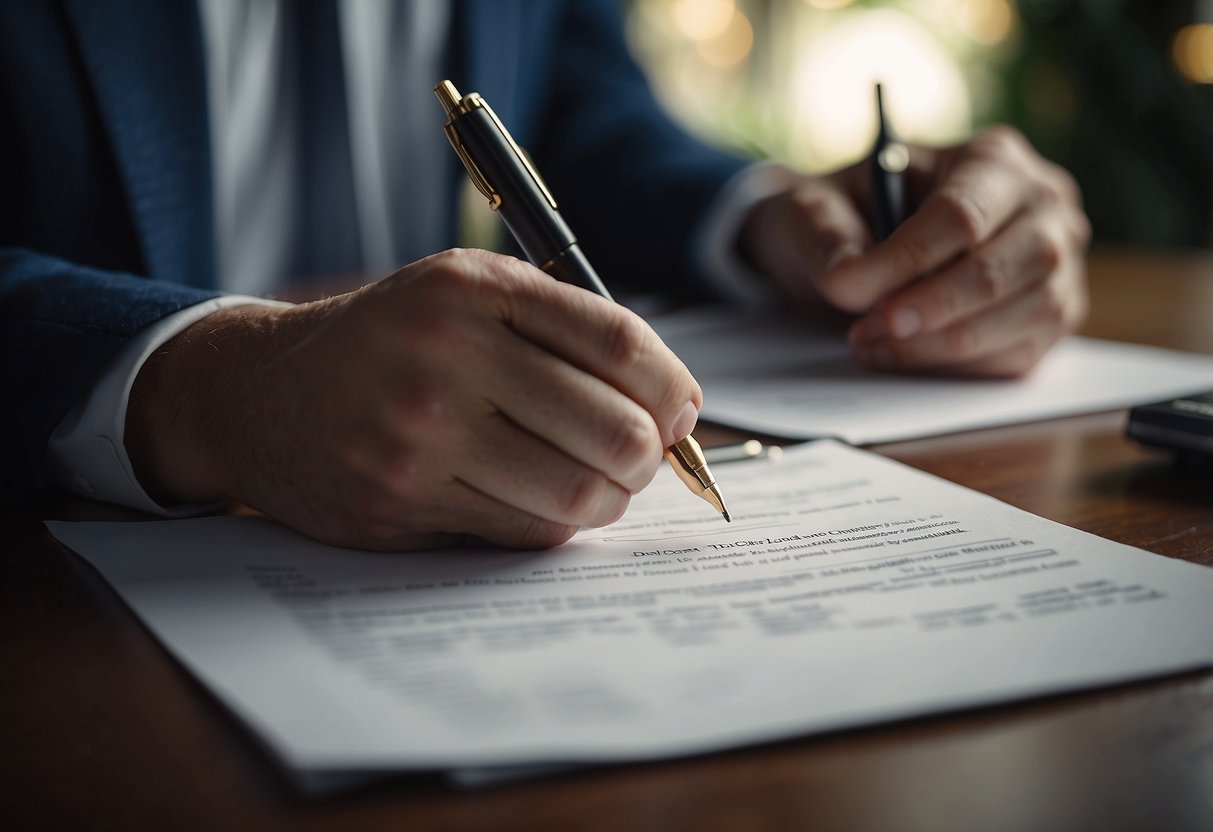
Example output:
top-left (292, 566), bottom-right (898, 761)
top-left (870, 155), bottom-right (906, 243)
top-left (539, 244), bottom-right (613, 300)
top-left (457, 109), bottom-right (579, 266)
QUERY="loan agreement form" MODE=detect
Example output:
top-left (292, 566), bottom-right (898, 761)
top-left (48, 441), bottom-right (1213, 778)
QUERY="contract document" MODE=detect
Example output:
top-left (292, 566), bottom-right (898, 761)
top-left (648, 307), bottom-right (1213, 442)
top-left (48, 442), bottom-right (1213, 782)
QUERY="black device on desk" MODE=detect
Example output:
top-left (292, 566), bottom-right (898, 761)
top-left (1126, 391), bottom-right (1213, 475)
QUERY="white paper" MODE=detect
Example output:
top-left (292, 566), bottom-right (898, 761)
top-left (649, 307), bottom-right (1213, 442)
top-left (47, 441), bottom-right (1213, 778)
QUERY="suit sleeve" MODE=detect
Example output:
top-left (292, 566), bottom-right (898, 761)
top-left (530, 0), bottom-right (753, 298)
top-left (0, 248), bottom-right (221, 502)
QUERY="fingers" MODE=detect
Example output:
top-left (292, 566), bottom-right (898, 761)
top-left (343, 466), bottom-right (584, 552)
top-left (849, 203), bottom-right (1084, 343)
top-left (322, 405), bottom-right (622, 552)
top-left (491, 269), bottom-right (704, 448)
top-left (825, 127), bottom-right (1038, 312)
top-left (737, 171), bottom-right (872, 305)
top-left (485, 335), bottom-right (667, 493)
top-left (395, 249), bottom-right (703, 449)
top-left (848, 262), bottom-right (1084, 378)
top-left (455, 410), bottom-right (631, 526)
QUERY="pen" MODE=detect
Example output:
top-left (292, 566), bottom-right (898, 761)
top-left (703, 439), bottom-right (784, 465)
top-left (870, 83), bottom-right (909, 242)
top-left (434, 80), bottom-right (730, 522)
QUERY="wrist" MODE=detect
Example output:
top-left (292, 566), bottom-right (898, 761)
top-left (125, 304), bottom-right (285, 505)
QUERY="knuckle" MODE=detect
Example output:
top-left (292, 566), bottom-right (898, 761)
top-left (979, 124), bottom-right (1027, 159)
top-left (936, 189), bottom-right (987, 247)
top-left (816, 268), bottom-right (862, 310)
top-left (791, 188), bottom-right (830, 220)
top-left (601, 311), bottom-right (650, 371)
top-left (1042, 162), bottom-right (1083, 206)
top-left (1002, 341), bottom-right (1045, 378)
top-left (598, 493), bottom-right (631, 527)
top-left (893, 232), bottom-right (935, 279)
top-left (394, 383), bottom-right (449, 432)
top-left (363, 448), bottom-right (425, 519)
top-left (945, 321), bottom-right (980, 360)
top-left (1035, 227), bottom-right (1065, 274)
top-left (555, 470), bottom-right (608, 523)
top-left (517, 516), bottom-right (578, 550)
top-left (791, 187), bottom-right (845, 231)
top-left (607, 410), bottom-right (660, 475)
top-left (1039, 278), bottom-right (1070, 328)
top-left (922, 285), bottom-right (961, 326)
top-left (1072, 211), bottom-right (1093, 250)
top-left (970, 252), bottom-right (1004, 302)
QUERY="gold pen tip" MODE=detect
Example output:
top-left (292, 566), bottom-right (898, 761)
top-left (722, 511), bottom-right (731, 523)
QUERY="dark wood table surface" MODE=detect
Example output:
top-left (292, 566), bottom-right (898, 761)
top-left (3, 249), bottom-right (1212, 832)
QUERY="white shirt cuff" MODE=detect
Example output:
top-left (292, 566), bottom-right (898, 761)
top-left (44, 296), bottom-right (293, 516)
top-left (693, 161), bottom-right (798, 305)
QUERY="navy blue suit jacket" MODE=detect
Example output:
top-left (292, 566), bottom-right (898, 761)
top-left (0, 0), bottom-right (747, 500)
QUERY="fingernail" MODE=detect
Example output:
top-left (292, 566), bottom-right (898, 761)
top-left (671, 400), bottom-right (699, 443)
top-left (890, 307), bottom-right (921, 339)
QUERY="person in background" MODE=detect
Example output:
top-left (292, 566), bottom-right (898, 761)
top-left (0, 0), bottom-right (1089, 550)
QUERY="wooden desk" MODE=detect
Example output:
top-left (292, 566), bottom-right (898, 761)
top-left (3, 249), bottom-right (1212, 831)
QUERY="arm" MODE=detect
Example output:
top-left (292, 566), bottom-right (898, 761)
top-left (529, 0), bottom-right (751, 297)
top-left (0, 248), bottom-right (222, 502)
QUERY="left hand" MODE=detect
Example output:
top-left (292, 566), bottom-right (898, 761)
top-left (739, 125), bottom-right (1091, 377)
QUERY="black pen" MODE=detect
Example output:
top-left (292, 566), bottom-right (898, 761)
top-left (870, 83), bottom-right (909, 242)
top-left (434, 80), bottom-right (730, 522)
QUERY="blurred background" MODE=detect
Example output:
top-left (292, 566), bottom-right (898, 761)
top-left (624, 0), bottom-right (1213, 248)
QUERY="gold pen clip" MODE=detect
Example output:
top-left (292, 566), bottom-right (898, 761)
top-left (435, 81), bottom-right (501, 210)
top-left (433, 80), bottom-right (557, 212)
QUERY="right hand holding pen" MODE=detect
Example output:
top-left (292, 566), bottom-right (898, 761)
top-left (125, 249), bottom-right (703, 551)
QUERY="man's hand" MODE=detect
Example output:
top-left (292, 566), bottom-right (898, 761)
top-left (126, 249), bottom-right (702, 551)
top-left (740, 126), bottom-right (1091, 377)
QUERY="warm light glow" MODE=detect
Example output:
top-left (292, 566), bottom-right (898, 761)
top-left (916, 0), bottom-right (1017, 46)
top-left (671, 0), bottom-right (737, 42)
top-left (963, 0), bottom-right (1016, 46)
top-left (789, 10), bottom-right (971, 170)
top-left (696, 10), bottom-right (755, 68)
top-left (804, 0), bottom-right (854, 10)
top-left (1172, 24), bottom-right (1213, 84)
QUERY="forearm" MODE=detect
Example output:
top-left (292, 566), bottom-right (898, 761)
top-left (44, 296), bottom-right (290, 514)
top-left (0, 249), bottom-right (225, 501)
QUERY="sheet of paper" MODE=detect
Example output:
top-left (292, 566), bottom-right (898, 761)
top-left (648, 307), bottom-right (1213, 442)
top-left (47, 442), bottom-right (1213, 779)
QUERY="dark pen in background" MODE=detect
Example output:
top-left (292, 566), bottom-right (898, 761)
top-left (870, 82), bottom-right (909, 242)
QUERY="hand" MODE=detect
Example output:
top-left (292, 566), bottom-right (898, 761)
top-left (126, 249), bottom-right (702, 551)
top-left (740, 126), bottom-right (1091, 377)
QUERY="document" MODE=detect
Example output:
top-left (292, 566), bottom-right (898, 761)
top-left (648, 307), bottom-right (1213, 442)
top-left (48, 442), bottom-right (1213, 781)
